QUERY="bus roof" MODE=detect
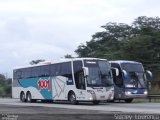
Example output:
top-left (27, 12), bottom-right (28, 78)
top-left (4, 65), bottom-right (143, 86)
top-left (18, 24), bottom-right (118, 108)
top-left (109, 60), bottom-right (142, 65)
top-left (60, 57), bottom-right (107, 62)
top-left (14, 58), bottom-right (108, 70)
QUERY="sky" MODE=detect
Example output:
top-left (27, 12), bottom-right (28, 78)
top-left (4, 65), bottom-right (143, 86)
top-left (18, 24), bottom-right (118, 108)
top-left (0, 0), bottom-right (160, 77)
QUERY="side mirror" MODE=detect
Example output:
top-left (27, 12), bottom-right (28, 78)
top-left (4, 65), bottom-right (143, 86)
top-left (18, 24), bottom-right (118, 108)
top-left (146, 70), bottom-right (153, 81)
top-left (111, 68), bottom-right (119, 76)
top-left (122, 70), bottom-right (128, 80)
top-left (83, 67), bottom-right (89, 77)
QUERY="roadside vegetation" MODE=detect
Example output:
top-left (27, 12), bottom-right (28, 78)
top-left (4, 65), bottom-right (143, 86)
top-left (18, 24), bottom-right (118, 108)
top-left (75, 16), bottom-right (160, 81)
top-left (0, 74), bottom-right (12, 97)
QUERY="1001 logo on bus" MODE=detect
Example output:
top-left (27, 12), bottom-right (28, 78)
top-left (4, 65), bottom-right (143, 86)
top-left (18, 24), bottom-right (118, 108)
top-left (38, 79), bottom-right (50, 91)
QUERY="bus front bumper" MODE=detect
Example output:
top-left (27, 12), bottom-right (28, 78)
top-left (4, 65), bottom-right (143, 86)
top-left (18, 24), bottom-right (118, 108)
top-left (87, 89), bottom-right (114, 101)
top-left (124, 89), bottom-right (148, 98)
top-left (125, 91), bottom-right (148, 98)
top-left (125, 94), bottom-right (147, 98)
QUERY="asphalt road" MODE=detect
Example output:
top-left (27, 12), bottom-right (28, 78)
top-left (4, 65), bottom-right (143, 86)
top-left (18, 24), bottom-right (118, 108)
top-left (0, 98), bottom-right (160, 120)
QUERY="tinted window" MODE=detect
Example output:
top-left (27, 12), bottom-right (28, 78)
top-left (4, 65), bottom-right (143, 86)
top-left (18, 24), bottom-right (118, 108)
top-left (121, 63), bottom-right (144, 72)
top-left (31, 66), bottom-right (40, 77)
top-left (50, 62), bottom-right (72, 77)
top-left (13, 69), bottom-right (22, 79)
top-left (61, 62), bottom-right (72, 74)
top-left (13, 69), bottom-right (22, 86)
top-left (39, 65), bottom-right (50, 77)
top-left (14, 62), bottom-right (72, 79)
top-left (50, 64), bottom-right (56, 76)
top-left (19, 68), bottom-right (31, 78)
top-left (73, 61), bottom-right (83, 72)
top-left (25, 68), bottom-right (31, 78)
top-left (98, 60), bottom-right (110, 75)
top-left (73, 61), bottom-right (85, 90)
top-left (111, 63), bottom-right (123, 87)
top-left (50, 63), bottom-right (61, 76)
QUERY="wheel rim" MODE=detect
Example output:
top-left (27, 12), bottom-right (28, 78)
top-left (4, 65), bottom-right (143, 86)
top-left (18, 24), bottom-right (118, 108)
top-left (27, 93), bottom-right (31, 102)
top-left (21, 93), bottom-right (25, 102)
top-left (70, 94), bottom-right (76, 103)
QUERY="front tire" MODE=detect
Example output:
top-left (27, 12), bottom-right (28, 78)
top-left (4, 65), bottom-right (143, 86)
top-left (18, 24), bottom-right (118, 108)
top-left (125, 99), bottom-right (133, 103)
top-left (69, 92), bottom-right (78, 105)
top-left (107, 100), bottom-right (114, 103)
top-left (93, 100), bottom-right (100, 105)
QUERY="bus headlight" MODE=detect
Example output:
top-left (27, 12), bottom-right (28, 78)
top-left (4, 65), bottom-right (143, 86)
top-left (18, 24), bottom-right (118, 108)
top-left (108, 91), bottom-right (114, 100)
top-left (106, 86), bottom-right (114, 92)
top-left (125, 91), bottom-right (131, 95)
top-left (87, 90), bottom-right (96, 100)
top-left (144, 90), bottom-right (148, 95)
top-left (89, 96), bottom-right (93, 100)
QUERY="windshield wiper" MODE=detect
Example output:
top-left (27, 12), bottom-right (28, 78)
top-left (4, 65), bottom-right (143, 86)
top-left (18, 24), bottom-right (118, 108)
top-left (137, 74), bottom-right (144, 88)
top-left (130, 72), bottom-right (144, 88)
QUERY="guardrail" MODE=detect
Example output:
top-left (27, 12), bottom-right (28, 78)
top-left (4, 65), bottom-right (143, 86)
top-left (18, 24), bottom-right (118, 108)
top-left (147, 80), bottom-right (160, 102)
top-left (147, 95), bottom-right (160, 102)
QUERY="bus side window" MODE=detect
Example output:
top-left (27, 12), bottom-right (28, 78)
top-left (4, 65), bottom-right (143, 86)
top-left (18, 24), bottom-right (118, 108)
top-left (111, 63), bottom-right (123, 87)
top-left (61, 62), bottom-right (72, 79)
top-left (77, 70), bottom-right (85, 90)
top-left (14, 70), bottom-right (22, 79)
top-left (73, 61), bottom-right (86, 90)
top-left (31, 67), bottom-right (40, 78)
top-left (26, 68), bottom-right (31, 78)
top-left (39, 65), bottom-right (50, 77)
top-left (21, 68), bottom-right (26, 78)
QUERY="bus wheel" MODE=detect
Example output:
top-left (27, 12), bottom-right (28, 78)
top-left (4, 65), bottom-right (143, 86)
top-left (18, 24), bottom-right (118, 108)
top-left (69, 92), bottom-right (78, 105)
top-left (20, 92), bottom-right (26, 102)
top-left (107, 100), bottom-right (114, 103)
top-left (26, 92), bottom-right (32, 103)
top-left (93, 100), bottom-right (100, 105)
top-left (125, 99), bottom-right (133, 103)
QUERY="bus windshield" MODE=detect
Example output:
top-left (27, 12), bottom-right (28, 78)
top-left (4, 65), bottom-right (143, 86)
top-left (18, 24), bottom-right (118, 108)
top-left (84, 60), bottom-right (113, 87)
top-left (121, 63), bottom-right (146, 88)
top-left (121, 63), bottom-right (144, 72)
top-left (126, 72), bottom-right (146, 88)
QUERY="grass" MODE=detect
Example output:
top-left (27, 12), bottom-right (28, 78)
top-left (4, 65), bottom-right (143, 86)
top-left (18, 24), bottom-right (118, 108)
top-left (133, 98), bottom-right (160, 103)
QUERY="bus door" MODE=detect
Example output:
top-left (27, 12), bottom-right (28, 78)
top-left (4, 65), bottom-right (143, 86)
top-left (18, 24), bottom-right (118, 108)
top-left (111, 63), bottom-right (124, 99)
top-left (73, 61), bottom-right (86, 100)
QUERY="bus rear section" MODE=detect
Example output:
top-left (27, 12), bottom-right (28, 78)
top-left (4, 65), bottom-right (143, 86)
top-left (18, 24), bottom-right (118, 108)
top-left (12, 58), bottom-right (114, 104)
top-left (110, 60), bottom-right (153, 103)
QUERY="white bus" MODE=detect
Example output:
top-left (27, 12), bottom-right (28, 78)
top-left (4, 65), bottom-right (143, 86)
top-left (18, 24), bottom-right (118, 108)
top-left (12, 58), bottom-right (114, 105)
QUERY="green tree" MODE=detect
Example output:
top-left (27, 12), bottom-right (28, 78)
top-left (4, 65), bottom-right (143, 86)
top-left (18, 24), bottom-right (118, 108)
top-left (0, 74), bottom-right (12, 97)
top-left (75, 22), bottom-right (133, 59)
top-left (75, 16), bottom-right (160, 72)
top-left (64, 54), bottom-right (74, 58)
top-left (30, 59), bottom-right (45, 65)
top-left (0, 74), bottom-right (5, 85)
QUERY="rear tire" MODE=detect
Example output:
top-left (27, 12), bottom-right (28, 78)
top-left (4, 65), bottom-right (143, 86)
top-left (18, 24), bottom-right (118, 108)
top-left (26, 92), bottom-right (32, 103)
top-left (125, 99), bottom-right (133, 103)
top-left (20, 92), bottom-right (26, 102)
top-left (69, 92), bottom-right (78, 105)
top-left (93, 100), bottom-right (100, 105)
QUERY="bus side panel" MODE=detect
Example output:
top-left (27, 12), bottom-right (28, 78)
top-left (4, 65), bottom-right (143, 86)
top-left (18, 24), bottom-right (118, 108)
top-left (52, 76), bottom-right (76, 100)
top-left (12, 86), bottom-right (44, 99)
top-left (13, 77), bottom-right (53, 100)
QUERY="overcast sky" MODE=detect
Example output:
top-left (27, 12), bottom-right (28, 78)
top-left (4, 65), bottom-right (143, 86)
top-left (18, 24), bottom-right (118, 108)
top-left (0, 0), bottom-right (160, 77)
